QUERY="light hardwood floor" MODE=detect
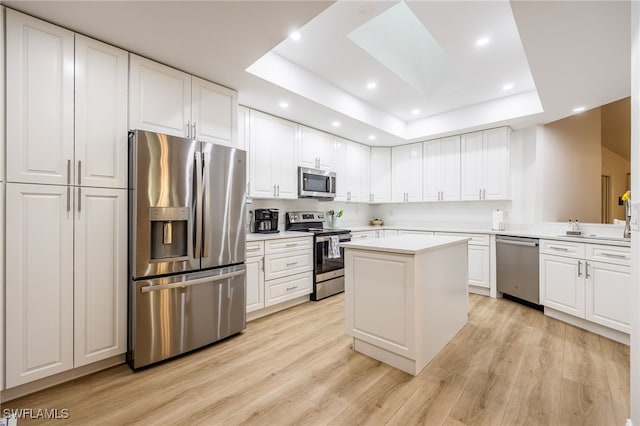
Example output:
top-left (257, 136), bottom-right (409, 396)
top-left (4, 294), bottom-right (629, 425)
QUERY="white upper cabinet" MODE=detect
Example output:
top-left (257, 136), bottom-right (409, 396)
top-left (335, 139), bottom-right (367, 202)
top-left (6, 10), bottom-right (75, 186)
top-left (370, 147), bottom-right (391, 203)
top-left (392, 142), bottom-right (423, 202)
top-left (192, 76), bottom-right (238, 146)
top-left (298, 126), bottom-right (334, 170)
top-left (75, 35), bottom-right (129, 189)
top-left (423, 136), bottom-right (461, 202)
top-left (359, 143), bottom-right (371, 203)
top-left (461, 127), bottom-right (510, 200)
top-left (129, 54), bottom-right (191, 138)
top-left (237, 105), bottom-right (250, 151)
top-left (129, 55), bottom-right (238, 146)
top-left (249, 110), bottom-right (297, 199)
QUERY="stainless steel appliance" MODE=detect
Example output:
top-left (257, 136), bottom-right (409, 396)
top-left (128, 130), bottom-right (247, 369)
top-left (298, 167), bottom-right (336, 200)
top-left (286, 211), bottom-right (351, 300)
top-left (252, 208), bottom-right (279, 233)
top-left (496, 235), bottom-right (541, 307)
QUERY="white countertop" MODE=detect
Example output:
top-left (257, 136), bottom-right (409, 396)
top-left (347, 225), bottom-right (631, 247)
top-left (341, 234), bottom-right (471, 255)
top-left (246, 231), bottom-right (312, 241)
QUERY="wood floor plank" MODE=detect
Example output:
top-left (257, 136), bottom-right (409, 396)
top-left (3, 294), bottom-right (628, 426)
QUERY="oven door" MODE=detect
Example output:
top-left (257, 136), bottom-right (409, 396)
top-left (299, 167), bottom-right (336, 199)
top-left (315, 233), bottom-right (351, 282)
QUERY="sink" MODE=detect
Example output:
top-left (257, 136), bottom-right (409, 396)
top-left (559, 235), bottom-right (630, 242)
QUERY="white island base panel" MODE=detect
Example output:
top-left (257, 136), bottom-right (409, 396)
top-left (343, 235), bottom-right (469, 376)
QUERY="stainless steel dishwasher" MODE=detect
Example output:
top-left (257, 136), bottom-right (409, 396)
top-left (496, 235), bottom-right (540, 306)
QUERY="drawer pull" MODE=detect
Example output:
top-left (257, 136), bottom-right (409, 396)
top-left (548, 245), bottom-right (570, 251)
top-left (601, 252), bottom-right (628, 259)
top-left (286, 262), bottom-right (298, 267)
top-left (286, 286), bottom-right (298, 291)
top-left (247, 247), bottom-right (261, 252)
top-left (286, 243), bottom-right (299, 247)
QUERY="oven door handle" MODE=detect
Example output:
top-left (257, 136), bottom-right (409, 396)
top-left (316, 234), bottom-right (352, 243)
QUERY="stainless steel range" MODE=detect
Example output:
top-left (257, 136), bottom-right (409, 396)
top-left (286, 211), bottom-right (351, 300)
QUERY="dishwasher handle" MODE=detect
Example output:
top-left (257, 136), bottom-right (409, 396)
top-left (496, 237), bottom-right (539, 248)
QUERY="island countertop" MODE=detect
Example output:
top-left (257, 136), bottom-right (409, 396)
top-left (341, 234), bottom-right (471, 255)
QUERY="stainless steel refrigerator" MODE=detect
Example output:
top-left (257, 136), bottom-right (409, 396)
top-left (128, 130), bottom-right (246, 369)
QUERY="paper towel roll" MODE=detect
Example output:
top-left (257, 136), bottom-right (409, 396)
top-left (492, 210), bottom-right (504, 230)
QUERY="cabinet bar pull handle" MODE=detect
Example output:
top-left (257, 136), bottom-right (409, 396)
top-left (66, 186), bottom-right (70, 212)
top-left (247, 247), bottom-right (260, 252)
top-left (479, 188), bottom-right (481, 199)
top-left (286, 286), bottom-right (298, 291)
top-left (193, 122), bottom-right (197, 138)
top-left (273, 184), bottom-right (276, 197)
top-left (277, 184), bottom-right (280, 197)
top-left (67, 160), bottom-right (71, 185)
top-left (601, 252), bottom-right (628, 259)
top-left (548, 245), bottom-right (569, 251)
top-left (286, 262), bottom-right (298, 267)
top-left (77, 161), bottom-right (82, 186)
top-left (77, 187), bottom-right (81, 212)
top-left (585, 261), bottom-right (590, 278)
top-left (578, 261), bottom-right (582, 277)
top-left (286, 243), bottom-right (298, 247)
top-left (483, 188), bottom-right (486, 199)
top-left (187, 121), bottom-right (191, 138)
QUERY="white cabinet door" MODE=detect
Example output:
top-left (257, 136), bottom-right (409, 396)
top-left (460, 132), bottom-right (483, 200)
top-left (248, 110), bottom-right (297, 199)
top-left (585, 261), bottom-right (631, 333)
top-left (359, 144), bottom-right (371, 203)
top-left (483, 127), bottom-right (510, 200)
top-left (540, 254), bottom-right (585, 318)
top-left (370, 147), bottom-right (391, 203)
top-left (246, 256), bottom-right (265, 313)
top-left (6, 10), bottom-right (74, 186)
top-left (468, 245), bottom-right (490, 288)
top-left (272, 117), bottom-right (298, 199)
top-left (74, 187), bottom-right (127, 367)
top-left (316, 131), bottom-right (334, 170)
top-left (6, 183), bottom-right (74, 387)
top-left (129, 54), bottom-right (191, 137)
top-left (237, 106), bottom-right (250, 151)
top-left (346, 141), bottom-right (362, 201)
top-left (75, 35), bottom-right (129, 189)
top-left (440, 135), bottom-right (461, 201)
top-left (422, 139), bottom-right (441, 202)
top-left (392, 143), bottom-right (423, 202)
top-left (333, 137), bottom-right (348, 201)
top-left (298, 125), bottom-right (318, 169)
top-left (192, 76), bottom-right (237, 147)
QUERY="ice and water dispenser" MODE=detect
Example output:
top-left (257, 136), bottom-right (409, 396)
top-left (149, 207), bottom-right (190, 261)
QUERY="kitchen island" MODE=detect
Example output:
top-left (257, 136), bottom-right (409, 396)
top-left (342, 234), bottom-right (470, 375)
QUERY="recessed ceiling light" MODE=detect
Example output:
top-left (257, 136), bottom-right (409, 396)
top-left (476, 37), bottom-right (490, 47)
top-left (331, 121), bottom-right (340, 127)
top-left (411, 109), bottom-right (420, 115)
top-left (502, 83), bottom-right (514, 91)
top-left (366, 81), bottom-right (377, 90)
top-left (289, 31), bottom-right (302, 41)
top-left (368, 134), bottom-right (376, 140)
top-left (573, 106), bottom-right (586, 113)
top-left (279, 101), bottom-right (289, 108)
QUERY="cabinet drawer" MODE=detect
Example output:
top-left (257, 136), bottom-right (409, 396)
top-left (436, 232), bottom-right (489, 246)
top-left (586, 244), bottom-right (631, 266)
top-left (352, 231), bottom-right (376, 240)
top-left (265, 237), bottom-right (312, 254)
top-left (540, 240), bottom-right (585, 258)
top-left (265, 271), bottom-right (313, 306)
top-left (265, 250), bottom-right (312, 280)
top-left (246, 240), bottom-right (264, 258)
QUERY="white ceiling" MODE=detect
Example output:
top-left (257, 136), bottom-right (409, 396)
top-left (2, 0), bottom-right (631, 147)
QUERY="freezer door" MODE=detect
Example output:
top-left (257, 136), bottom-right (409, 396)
top-left (129, 264), bottom-right (246, 369)
top-left (130, 130), bottom-right (200, 278)
top-left (201, 143), bottom-right (246, 269)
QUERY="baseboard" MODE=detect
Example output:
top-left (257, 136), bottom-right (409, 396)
top-left (469, 285), bottom-right (490, 296)
top-left (1, 355), bottom-right (125, 403)
top-left (246, 295), bottom-right (310, 322)
top-left (544, 308), bottom-right (630, 345)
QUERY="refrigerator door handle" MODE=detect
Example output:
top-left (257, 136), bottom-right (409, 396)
top-left (201, 151), bottom-right (208, 258)
top-left (194, 152), bottom-right (203, 258)
top-left (139, 269), bottom-right (246, 293)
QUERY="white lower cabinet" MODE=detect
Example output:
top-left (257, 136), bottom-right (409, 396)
top-left (245, 241), bottom-right (265, 313)
top-left (398, 230), bottom-right (434, 236)
top-left (351, 230), bottom-right (377, 241)
top-left (540, 240), bottom-right (630, 335)
top-left (435, 232), bottom-right (490, 292)
top-left (265, 272), bottom-right (313, 307)
top-left (6, 183), bottom-right (127, 386)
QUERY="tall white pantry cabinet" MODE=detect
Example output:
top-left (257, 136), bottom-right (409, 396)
top-left (5, 10), bottom-right (128, 387)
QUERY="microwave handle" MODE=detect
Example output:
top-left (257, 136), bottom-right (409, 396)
top-left (329, 176), bottom-right (336, 194)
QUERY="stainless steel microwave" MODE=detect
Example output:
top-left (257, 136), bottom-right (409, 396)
top-left (298, 167), bottom-right (336, 199)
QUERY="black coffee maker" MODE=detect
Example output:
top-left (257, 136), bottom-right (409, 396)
top-left (253, 209), bottom-right (279, 234)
